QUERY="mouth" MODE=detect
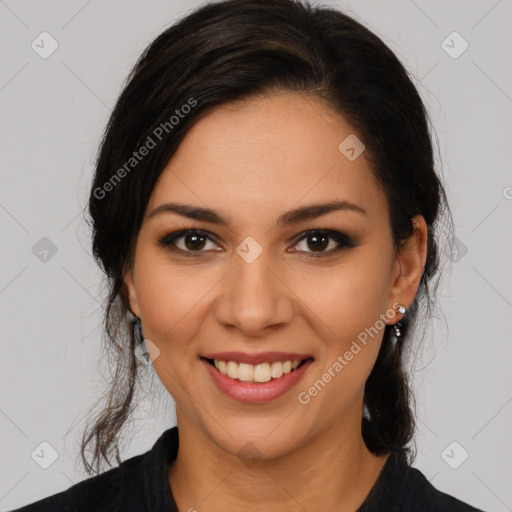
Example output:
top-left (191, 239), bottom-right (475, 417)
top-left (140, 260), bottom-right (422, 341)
top-left (201, 356), bottom-right (314, 384)
top-left (199, 352), bottom-right (314, 403)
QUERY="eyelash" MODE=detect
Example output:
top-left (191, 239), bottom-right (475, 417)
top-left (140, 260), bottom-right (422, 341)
top-left (157, 228), bottom-right (358, 258)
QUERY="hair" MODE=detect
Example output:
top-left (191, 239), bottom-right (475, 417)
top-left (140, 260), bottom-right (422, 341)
top-left (82, 0), bottom-right (451, 475)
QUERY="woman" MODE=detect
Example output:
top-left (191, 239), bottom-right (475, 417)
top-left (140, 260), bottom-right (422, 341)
top-left (12, 0), bottom-right (484, 510)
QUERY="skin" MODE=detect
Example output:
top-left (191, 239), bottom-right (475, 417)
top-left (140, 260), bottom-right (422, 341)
top-left (124, 91), bottom-right (428, 512)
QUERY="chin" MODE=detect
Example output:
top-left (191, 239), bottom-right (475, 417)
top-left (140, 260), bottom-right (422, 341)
top-left (202, 415), bottom-right (310, 464)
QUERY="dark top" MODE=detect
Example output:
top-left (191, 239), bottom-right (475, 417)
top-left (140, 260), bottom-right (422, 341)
top-left (10, 426), bottom-right (484, 512)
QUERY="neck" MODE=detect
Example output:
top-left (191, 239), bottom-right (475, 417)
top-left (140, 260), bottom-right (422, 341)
top-left (168, 411), bottom-right (389, 512)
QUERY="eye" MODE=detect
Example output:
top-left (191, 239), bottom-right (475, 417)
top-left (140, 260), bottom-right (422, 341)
top-left (158, 228), bottom-right (357, 258)
top-left (290, 229), bottom-right (357, 257)
top-left (157, 229), bottom-right (221, 257)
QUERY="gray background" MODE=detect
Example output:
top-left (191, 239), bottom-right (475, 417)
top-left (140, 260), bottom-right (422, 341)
top-left (1, 0), bottom-right (511, 510)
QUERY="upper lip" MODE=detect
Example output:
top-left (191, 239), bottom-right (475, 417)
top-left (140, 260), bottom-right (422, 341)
top-left (201, 351), bottom-right (313, 365)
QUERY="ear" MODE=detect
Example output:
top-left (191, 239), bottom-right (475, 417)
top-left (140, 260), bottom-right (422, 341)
top-left (387, 215), bottom-right (428, 321)
top-left (124, 269), bottom-right (141, 317)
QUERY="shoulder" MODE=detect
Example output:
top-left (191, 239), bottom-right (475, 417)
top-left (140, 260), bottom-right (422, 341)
top-left (359, 448), bottom-right (486, 512)
top-left (402, 466), bottom-right (485, 512)
top-left (7, 452), bottom-right (146, 512)
top-left (8, 427), bottom-right (179, 512)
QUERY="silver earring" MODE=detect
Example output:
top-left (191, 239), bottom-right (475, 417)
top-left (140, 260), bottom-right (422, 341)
top-left (393, 304), bottom-right (406, 339)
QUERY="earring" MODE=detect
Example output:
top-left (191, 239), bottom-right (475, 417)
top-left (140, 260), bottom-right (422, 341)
top-left (132, 317), bottom-right (153, 365)
top-left (133, 317), bottom-right (144, 345)
top-left (393, 304), bottom-right (406, 339)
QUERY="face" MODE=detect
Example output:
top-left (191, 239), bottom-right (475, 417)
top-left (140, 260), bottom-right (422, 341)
top-left (125, 91), bottom-right (423, 461)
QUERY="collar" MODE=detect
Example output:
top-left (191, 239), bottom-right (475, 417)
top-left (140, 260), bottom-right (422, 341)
top-left (141, 426), bottom-right (409, 512)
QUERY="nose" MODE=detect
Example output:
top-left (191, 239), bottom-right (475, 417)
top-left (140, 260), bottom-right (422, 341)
top-left (213, 248), bottom-right (294, 337)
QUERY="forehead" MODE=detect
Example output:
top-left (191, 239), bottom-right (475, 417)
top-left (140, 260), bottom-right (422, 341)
top-left (147, 92), bottom-right (386, 225)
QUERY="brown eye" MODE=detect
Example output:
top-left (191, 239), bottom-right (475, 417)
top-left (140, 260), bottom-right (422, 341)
top-left (305, 234), bottom-right (329, 252)
top-left (183, 233), bottom-right (207, 251)
top-left (291, 229), bottom-right (357, 257)
top-left (157, 229), bottom-right (220, 256)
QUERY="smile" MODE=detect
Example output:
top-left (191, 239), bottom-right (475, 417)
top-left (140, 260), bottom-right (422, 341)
top-left (200, 352), bottom-right (314, 403)
top-left (206, 358), bottom-right (310, 383)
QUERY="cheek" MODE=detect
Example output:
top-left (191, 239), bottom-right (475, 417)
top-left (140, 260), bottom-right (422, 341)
top-left (133, 248), bottom-right (212, 352)
top-left (134, 258), bottom-right (213, 406)
top-left (292, 253), bottom-right (393, 339)
top-left (295, 272), bottom-right (388, 419)
top-left (290, 250), bottom-right (393, 396)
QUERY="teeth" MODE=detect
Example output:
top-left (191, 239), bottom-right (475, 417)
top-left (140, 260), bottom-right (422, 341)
top-left (238, 363), bottom-right (254, 382)
top-left (226, 361), bottom-right (238, 379)
top-left (212, 359), bottom-right (303, 383)
top-left (270, 361), bottom-right (283, 379)
top-left (254, 363), bottom-right (272, 382)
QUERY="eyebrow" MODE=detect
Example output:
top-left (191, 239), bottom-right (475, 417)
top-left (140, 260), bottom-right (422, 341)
top-left (147, 200), bottom-right (367, 226)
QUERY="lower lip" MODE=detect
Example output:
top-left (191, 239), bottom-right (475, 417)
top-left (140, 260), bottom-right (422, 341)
top-left (201, 358), bottom-right (313, 404)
